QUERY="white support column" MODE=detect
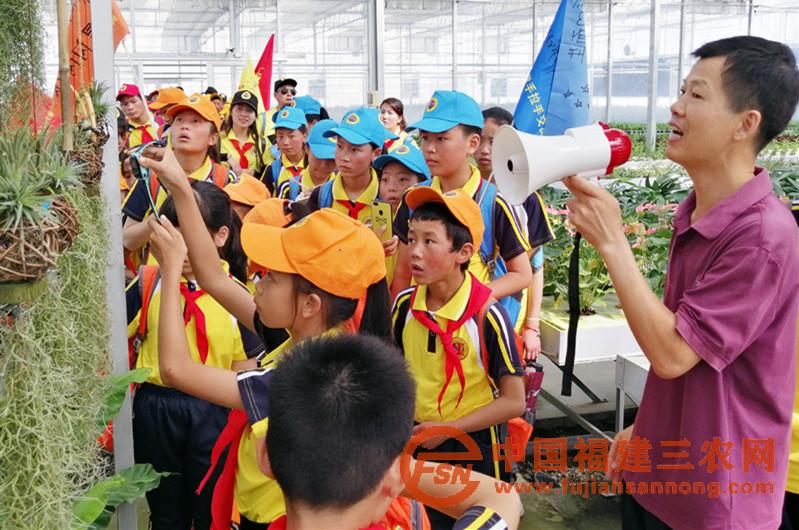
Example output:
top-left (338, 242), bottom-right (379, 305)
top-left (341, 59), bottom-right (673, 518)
top-left (367, 0), bottom-right (385, 105)
top-left (90, 1), bottom-right (137, 528)
top-left (645, 0), bottom-right (660, 154)
top-left (677, 0), bottom-right (685, 96)
top-left (605, 0), bottom-right (613, 123)
top-left (452, 0), bottom-right (458, 90)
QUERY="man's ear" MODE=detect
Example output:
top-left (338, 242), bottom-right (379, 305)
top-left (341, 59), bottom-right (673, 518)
top-left (734, 109), bottom-right (762, 148)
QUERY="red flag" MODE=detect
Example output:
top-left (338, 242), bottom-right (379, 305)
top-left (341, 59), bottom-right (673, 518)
top-left (254, 34), bottom-right (275, 110)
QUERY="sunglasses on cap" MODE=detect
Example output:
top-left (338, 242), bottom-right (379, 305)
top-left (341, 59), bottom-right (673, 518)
top-left (279, 87), bottom-right (297, 96)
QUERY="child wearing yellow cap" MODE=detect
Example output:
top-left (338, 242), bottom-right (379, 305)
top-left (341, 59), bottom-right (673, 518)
top-left (149, 86), bottom-right (187, 140)
top-left (140, 144), bottom-right (392, 529)
top-left (122, 94), bottom-right (236, 258)
top-left (220, 90), bottom-right (268, 178)
top-left (390, 91), bottom-right (532, 317)
top-left (127, 181), bottom-right (264, 530)
top-left (391, 187), bottom-right (525, 530)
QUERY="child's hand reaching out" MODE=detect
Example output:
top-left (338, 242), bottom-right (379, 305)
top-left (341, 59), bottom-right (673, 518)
top-left (148, 216), bottom-right (187, 277)
top-left (138, 145), bottom-right (189, 195)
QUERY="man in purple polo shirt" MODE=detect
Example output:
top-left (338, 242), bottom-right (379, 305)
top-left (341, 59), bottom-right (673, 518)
top-left (564, 36), bottom-right (799, 529)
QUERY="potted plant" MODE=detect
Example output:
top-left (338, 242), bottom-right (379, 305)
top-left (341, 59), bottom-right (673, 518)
top-left (0, 128), bottom-right (82, 283)
top-left (537, 170), bottom-right (688, 365)
top-left (71, 82), bottom-right (112, 186)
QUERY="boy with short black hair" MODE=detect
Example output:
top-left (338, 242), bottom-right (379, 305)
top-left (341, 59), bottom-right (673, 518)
top-left (390, 91), bottom-right (532, 304)
top-left (392, 187), bottom-right (526, 530)
top-left (267, 334), bottom-right (522, 530)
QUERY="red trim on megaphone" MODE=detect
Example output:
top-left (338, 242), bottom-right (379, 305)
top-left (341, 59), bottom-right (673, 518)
top-left (604, 128), bottom-right (632, 175)
top-left (597, 121), bottom-right (610, 130)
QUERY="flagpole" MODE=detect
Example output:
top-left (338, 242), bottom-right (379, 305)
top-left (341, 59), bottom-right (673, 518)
top-left (605, 0), bottom-right (613, 123)
top-left (56, 0), bottom-right (73, 151)
top-left (645, 0), bottom-right (660, 154)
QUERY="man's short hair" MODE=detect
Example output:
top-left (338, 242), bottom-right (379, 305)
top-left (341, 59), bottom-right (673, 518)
top-left (692, 36), bottom-right (799, 152)
top-left (267, 335), bottom-right (415, 509)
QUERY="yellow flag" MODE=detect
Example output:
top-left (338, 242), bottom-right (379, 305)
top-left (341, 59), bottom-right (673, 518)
top-left (238, 58), bottom-right (266, 114)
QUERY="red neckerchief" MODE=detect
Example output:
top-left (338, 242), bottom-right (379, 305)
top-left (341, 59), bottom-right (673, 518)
top-left (137, 124), bottom-right (154, 144)
top-left (336, 200), bottom-right (368, 220)
top-left (384, 138), bottom-right (396, 151)
top-left (230, 139), bottom-right (254, 169)
top-left (409, 273), bottom-right (492, 415)
top-left (268, 514), bottom-right (385, 530)
top-left (197, 409), bottom-right (248, 530)
top-left (286, 165), bottom-right (303, 177)
top-left (179, 282), bottom-right (209, 363)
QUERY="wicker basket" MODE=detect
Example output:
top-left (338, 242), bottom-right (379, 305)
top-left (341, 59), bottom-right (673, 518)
top-left (71, 148), bottom-right (105, 186)
top-left (0, 199), bottom-right (80, 283)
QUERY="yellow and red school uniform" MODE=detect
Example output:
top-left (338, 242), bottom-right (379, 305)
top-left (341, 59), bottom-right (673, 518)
top-left (220, 130), bottom-right (263, 175)
top-left (306, 169), bottom-right (380, 225)
top-left (127, 118), bottom-right (158, 149)
top-left (275, 167), bottom-right (333, 201)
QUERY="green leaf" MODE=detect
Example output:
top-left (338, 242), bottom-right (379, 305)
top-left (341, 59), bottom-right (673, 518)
top-left (97, 368), bottom-right (151, 430)
top-left (72, 464), bottom-right (169, 530)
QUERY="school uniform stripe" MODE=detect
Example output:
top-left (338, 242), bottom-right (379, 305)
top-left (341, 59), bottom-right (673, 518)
top-left (495, 194), bottom-right (531, 252)
top-left (486, 304), bottom-right (518, 374)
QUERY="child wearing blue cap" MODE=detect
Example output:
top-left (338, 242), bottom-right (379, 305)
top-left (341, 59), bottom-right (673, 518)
top-left (293, 95), bottom-right (329, 129)
top-left (260, 106), bottom-right (308, 195)
top-left (276, 118), bottom-right (338, 201)
top-left (390, 90), bottom-right (532, 305)
top-left (373, 140), bottom-right (430, 285)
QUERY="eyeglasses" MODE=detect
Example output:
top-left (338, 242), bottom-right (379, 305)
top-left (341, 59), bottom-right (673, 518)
top-left (279, 87), bottom-right (297, 96)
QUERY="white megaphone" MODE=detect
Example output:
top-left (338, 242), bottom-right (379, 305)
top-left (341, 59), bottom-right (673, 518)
top-left (491, 122), bottom-right (632, 204)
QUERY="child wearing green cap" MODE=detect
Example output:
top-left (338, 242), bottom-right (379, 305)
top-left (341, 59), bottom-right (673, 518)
top-left (390, 91), bottom-right (532, 305)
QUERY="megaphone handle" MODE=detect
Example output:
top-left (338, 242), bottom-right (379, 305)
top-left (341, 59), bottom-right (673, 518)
top-left (561, 232), bottom-right (582, 396)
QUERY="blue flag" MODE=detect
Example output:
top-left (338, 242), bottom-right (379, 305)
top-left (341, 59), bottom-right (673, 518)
top-left (514, 0), bottom-right (589, 136)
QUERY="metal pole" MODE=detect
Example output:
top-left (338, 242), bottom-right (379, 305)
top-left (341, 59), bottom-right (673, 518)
top-left (645, 0), bottom-right (660, 154)
top-left (366, 0), bottom-right (385, 105)
top-left (229, 0), bottom-right (239, 55)
top-left (677, 0), bottom-right (685, 96)
top-left (452, 0), bottom-right (458, 90)
top-left (532, 0), bottom-right (537, 56)
top-left (90, 0), bottom-right (136, 527)
top-left (56, 0), bottom-right (72, 151)
top-left (605, 0), bottom-right (613, 123)
top-left (275, 0), bottom-right (281, 79)
top-left (128, 0), bottom-right (137, 53)
top-left (747, 0), bottom-right (753, 35)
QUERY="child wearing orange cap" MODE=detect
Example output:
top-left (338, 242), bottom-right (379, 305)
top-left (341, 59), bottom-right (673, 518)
top-left (140, 145), bottom-right (392, 529)
top-left (391, 187), bottom-right (525, 530)
top-left (223, 174), bottom-right (270, 221)
top-left (127, 181), bottom-right (264, 530)
top-left (149, 86), bottom-right (187, 140)
top-left (122, 94), bottom-right (235, 257)
top-left (117, 83), bottom-right (158, 148)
